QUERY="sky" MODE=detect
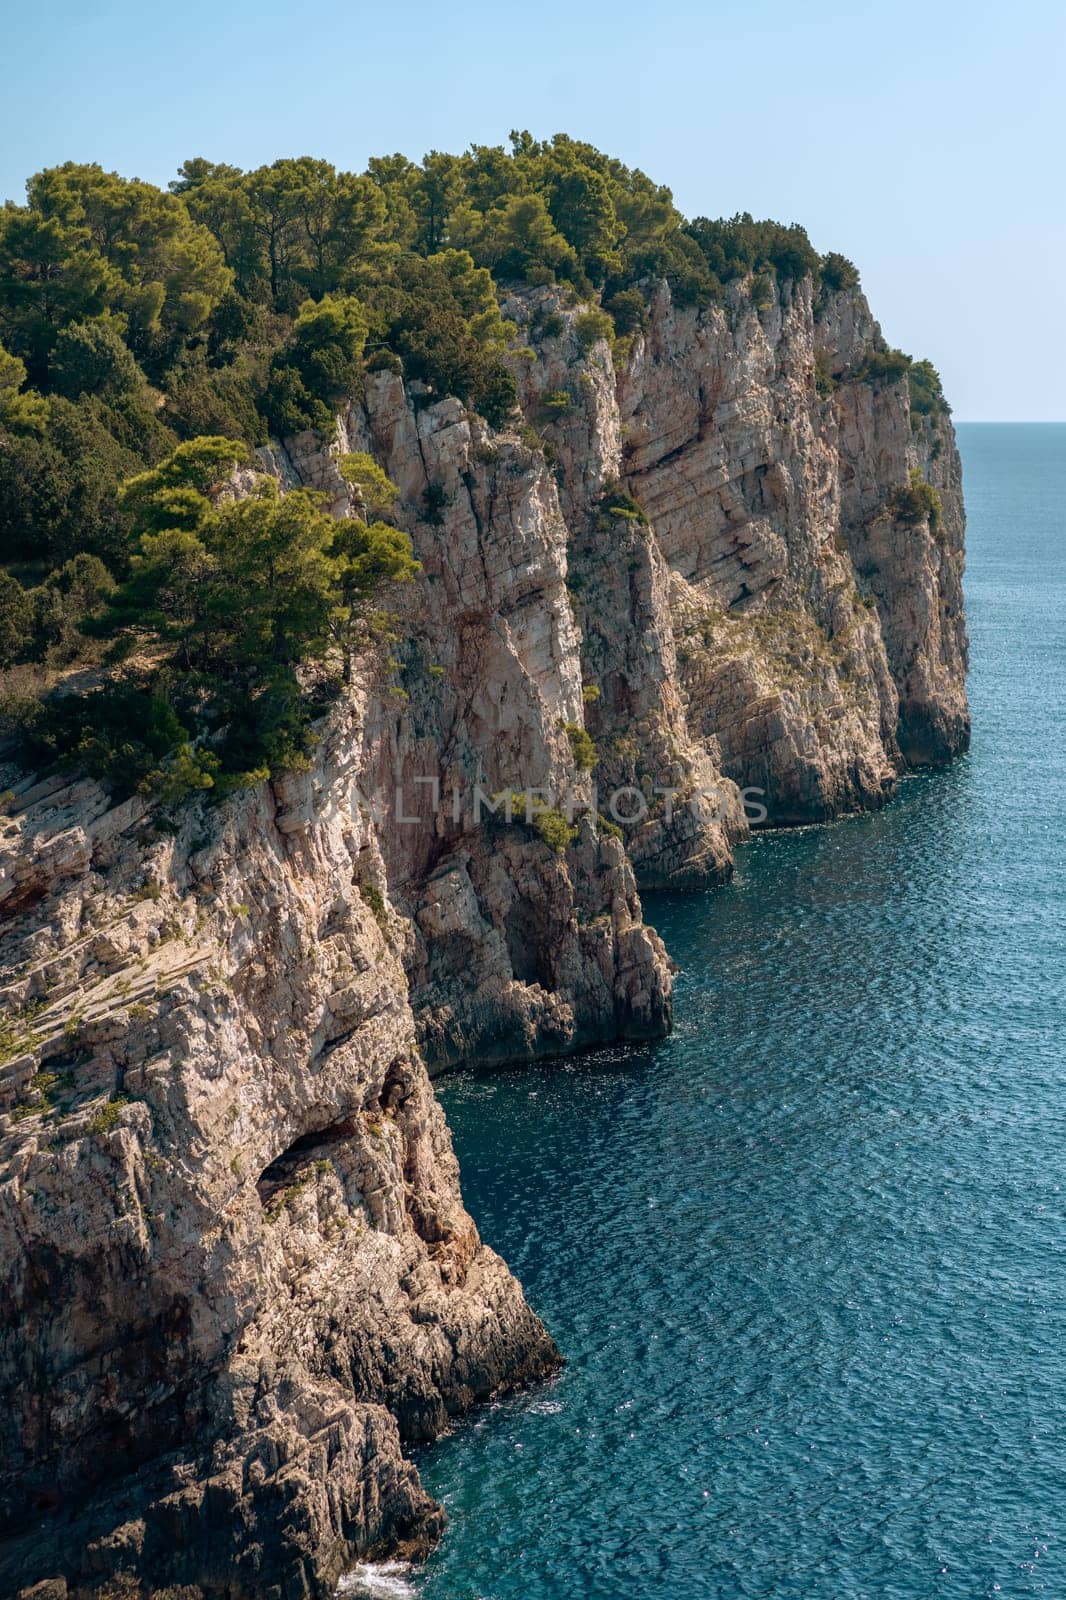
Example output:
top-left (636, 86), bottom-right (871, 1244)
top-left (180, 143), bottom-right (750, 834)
top-left (2, 0), bottom-right (1063, 420)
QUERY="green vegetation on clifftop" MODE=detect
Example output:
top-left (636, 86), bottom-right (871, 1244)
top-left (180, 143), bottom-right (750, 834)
top-left (0, 132), bottom-right (940, 800)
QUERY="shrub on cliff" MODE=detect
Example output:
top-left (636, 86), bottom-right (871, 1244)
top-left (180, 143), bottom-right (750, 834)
top-left (574, 309), bottom-right (614, 352)
top-left (858, 348), bottom-right (912, 387)
top-left (815, 353), bottom-right (838, 398)
top-left (597, 479), bottom-right (648, 528)
top-left (565, 722), bottom-right (598, 771)
top-left (534, 808), bottom-right (578, 853)
top-left (908, 358), bottom-right (951, 419)
top-left (338, 451), bottom-right (400, 516)
top-left (887, 468), bottom-right (942, 532)
top-left (820, 252), bottom-right (861, 292)
top-left (603, 288), bottom-right (648, 337)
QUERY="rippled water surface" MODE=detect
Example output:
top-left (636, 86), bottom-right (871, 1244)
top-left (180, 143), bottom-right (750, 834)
top-left (413, 424), bottom-right (1066, 1599)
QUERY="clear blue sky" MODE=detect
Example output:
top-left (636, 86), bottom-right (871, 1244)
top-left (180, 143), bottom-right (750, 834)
top-left (2, 0), bottom-right (1063, 419)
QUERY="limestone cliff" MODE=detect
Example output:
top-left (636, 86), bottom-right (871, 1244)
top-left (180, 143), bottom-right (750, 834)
top-left (0, 271), bottom-right (967, 1596)
top-left (0, 696), bottom-right (559, 1599)
top-left (509, 275), bottom-right (967, 838)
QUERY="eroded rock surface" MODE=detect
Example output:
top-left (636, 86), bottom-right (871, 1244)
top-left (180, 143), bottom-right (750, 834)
top-left (505, 276), bottom-right (967, 836)
top-left (0, 701), bottom-right (559, 1598)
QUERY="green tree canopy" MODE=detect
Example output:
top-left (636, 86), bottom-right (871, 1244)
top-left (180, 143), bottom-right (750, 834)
top-left (0, 137), bottom-right (937, 811)
top-left (338, 451), bottom-right (400, 517)
top-left (50, 316), bottom-right (144, 400)
top-left (0, 343), bottom-right (49, 433)
top-left (101, 437), bottom-right (415, 683)
top-left (0, 570), bottom-right (34, 666)
top-left (25, 163), bottom-right (230, 343)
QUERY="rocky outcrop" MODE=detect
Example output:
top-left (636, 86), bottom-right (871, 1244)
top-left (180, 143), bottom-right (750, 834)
top-left (346, 381), bottom-right (674, 1067)
top-left (0, 267), bottom-right (967, 1596)
top-left (0, 698), bottom-right (559, 1599)
top-left (508, 275), bottom-right (968, 840)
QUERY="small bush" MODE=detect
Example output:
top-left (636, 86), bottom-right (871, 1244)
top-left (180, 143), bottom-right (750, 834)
top-left (565, 722), bottom-right (597, 770)
top-left (534, 808), bottom-right (577, 853)
top-left (366, 349), bottom-right (404, 376)
top-left (517, 422), bottom-right (556, 464)
top-left (815, 353), bottom-right (837, 398)
top-left (423, 481), bottom-right (449, 525)
top-left (532, 309), bottom-right (566, 340)
top-left (859, 347), bottom-right (912, 387)
top-left (908, 358), bottom-right (951, 419)
top-left (541, 389), bottom-right (573, 414)
top-left (887, 468), bottom-right (942, 532)
top-left (360, 883), bottom-right (388, 930)
top-left (820, 252), bottom-right (860, 293)
top-left (749, 272), bottom-right (774, 312)
top-left (338, 451), bottom-right (400, 516)
top-left (573, 309), bottom-right (613, 352)
top-left (0, 1015), bottom-right (39, 1066)
top-left (88, 1094), bottom-right (128, 1135)
top-left (603, 288), bottom-right (648, 337)
top-left (597, 478), bottom-right (648, 527)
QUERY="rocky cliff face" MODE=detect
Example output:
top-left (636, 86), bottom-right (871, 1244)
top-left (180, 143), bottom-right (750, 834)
top-left (0, 273), bottom-right (967, 1596)
top-left (0, 696), bottom-right (558, 1599)
top-left (509, 276), bottom-right (967, 835)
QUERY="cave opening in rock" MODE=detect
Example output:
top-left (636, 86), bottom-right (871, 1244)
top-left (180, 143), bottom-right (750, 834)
top-left (255, 1117), bottom-right (359, 1207)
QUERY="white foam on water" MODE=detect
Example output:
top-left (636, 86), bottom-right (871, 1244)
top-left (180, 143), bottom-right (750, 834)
top-left (337, 1561), bottom-right (417, 1598)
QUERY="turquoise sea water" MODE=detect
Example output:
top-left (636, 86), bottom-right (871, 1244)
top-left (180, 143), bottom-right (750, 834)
top-left (414, 424), bottom-right (1066, 1599)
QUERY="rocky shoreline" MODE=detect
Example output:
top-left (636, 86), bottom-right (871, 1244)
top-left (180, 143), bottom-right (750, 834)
top-left (0, 272), bottom-right (967, 1597)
